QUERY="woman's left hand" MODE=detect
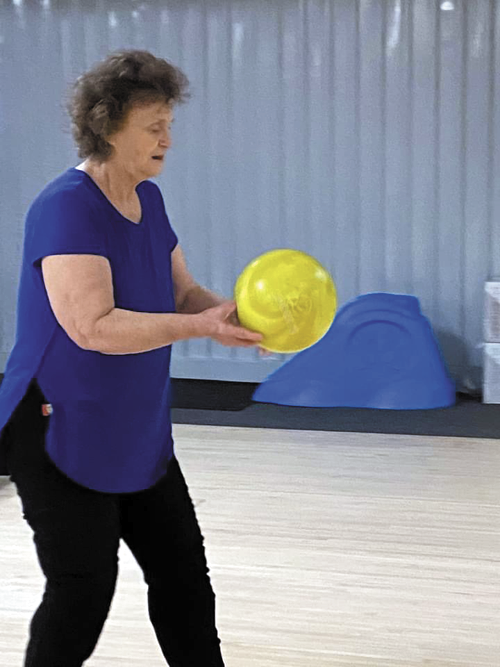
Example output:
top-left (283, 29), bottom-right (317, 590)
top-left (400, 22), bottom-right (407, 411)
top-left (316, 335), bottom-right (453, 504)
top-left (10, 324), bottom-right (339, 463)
top-left (227, 304), bottom-right (272, 357)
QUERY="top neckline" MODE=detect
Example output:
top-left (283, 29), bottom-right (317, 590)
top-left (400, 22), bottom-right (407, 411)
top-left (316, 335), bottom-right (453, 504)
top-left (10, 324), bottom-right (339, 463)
top-left (70, 167), bottom-right (144, 227)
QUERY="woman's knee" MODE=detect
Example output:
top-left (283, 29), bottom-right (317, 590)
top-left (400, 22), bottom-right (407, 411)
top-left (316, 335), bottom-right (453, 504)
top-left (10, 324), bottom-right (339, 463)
top-left (46, 562), bottom-right (119, 612)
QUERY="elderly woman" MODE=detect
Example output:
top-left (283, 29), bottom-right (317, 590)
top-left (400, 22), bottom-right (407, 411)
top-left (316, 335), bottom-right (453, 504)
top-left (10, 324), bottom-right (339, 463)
top-left (0, 50), bottom-right (262, 666)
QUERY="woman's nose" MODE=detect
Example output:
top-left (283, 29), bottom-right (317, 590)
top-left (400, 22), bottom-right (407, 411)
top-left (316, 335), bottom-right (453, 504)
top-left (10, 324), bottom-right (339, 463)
top-left (160, 134), bottom-right (171, 149)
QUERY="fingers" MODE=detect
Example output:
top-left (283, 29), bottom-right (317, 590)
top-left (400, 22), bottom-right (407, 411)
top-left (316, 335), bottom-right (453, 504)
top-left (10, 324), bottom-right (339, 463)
top-left (219, 318), bottom-right (262, 341)
top-left (227, 310), bottom-right (241, 326)
top-left (213, 328), bottom-right (263, 347)
top-left (232, 326), bottom-right (263, 343)
top-left (208, 300), bottom-right (263, 346)
top-left (236, 332), bottom-right (264, 347)
top-left (219, 300), bottom-right (238, 318)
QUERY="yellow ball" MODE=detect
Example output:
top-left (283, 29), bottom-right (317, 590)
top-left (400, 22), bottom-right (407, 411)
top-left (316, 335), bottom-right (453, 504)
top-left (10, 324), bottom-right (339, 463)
top-left (234, 249), bottom-right (337, 354)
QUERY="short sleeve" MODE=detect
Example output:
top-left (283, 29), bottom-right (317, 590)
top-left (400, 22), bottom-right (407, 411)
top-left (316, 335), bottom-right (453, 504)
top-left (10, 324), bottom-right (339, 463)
top-left (26, 189), bottom-right (109, 270)
top-left (150, 182), bottom-right (178, 253)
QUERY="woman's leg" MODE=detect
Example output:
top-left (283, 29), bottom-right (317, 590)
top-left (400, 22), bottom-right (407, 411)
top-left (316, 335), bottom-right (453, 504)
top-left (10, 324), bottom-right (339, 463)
top-left (7, 380), bottom-right (121, 667)
top-left (120, 456), bottom-right (225, 667)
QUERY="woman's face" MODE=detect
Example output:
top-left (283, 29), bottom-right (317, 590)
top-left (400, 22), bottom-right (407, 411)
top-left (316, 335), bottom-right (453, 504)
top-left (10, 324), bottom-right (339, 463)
top-left (106, 100), bottom-right (174, 180)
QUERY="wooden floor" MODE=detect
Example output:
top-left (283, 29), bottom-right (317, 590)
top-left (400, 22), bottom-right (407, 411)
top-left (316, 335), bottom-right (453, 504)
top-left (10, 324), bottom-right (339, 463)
top-left (1, 424), bottom-right (499, 666)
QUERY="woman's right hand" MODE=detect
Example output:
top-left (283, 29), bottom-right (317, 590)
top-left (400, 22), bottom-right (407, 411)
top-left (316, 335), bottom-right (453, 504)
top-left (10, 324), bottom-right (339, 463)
top-left (198, 301), bottom-right (263, 348)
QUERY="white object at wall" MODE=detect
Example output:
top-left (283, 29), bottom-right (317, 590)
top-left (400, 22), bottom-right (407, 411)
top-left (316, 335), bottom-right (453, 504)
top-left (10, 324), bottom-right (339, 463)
top-left (483, 343), bottom-right (500, 404)
top-left (484, 281), bottom-right (500, 343)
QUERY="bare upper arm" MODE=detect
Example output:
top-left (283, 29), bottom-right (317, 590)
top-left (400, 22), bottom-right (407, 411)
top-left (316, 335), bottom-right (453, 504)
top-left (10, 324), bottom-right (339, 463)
top-left (41, 254), bottom-right (115, 349)
top-left (171, 245), bottom-right (198, 310)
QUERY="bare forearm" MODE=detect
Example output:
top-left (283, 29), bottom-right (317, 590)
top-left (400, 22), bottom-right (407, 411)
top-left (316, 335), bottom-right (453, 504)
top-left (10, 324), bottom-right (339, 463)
top-left (178, 284), bottom-right (227, 314)
top-left (85, 308), bottom-right (209, 355)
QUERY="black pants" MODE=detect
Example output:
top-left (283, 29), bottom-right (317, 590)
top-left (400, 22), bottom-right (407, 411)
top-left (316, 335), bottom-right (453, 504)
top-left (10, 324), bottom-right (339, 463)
top-left (4, 379), bottom-right (225, 667)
